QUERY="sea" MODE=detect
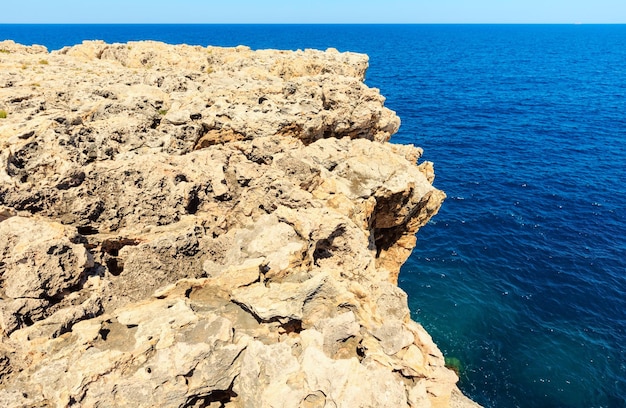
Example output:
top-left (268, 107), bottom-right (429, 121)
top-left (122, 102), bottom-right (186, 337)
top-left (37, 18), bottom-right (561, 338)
top-left (1, 24), bottom-right (624, 408)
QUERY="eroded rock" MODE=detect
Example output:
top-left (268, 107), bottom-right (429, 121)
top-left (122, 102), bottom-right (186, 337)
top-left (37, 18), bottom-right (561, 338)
top-left (0, 40), bottom-right (479, 407)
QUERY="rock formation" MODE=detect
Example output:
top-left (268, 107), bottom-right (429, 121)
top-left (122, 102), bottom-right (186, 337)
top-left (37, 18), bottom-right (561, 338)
top-left (0, 40), bottom-right (480, 407)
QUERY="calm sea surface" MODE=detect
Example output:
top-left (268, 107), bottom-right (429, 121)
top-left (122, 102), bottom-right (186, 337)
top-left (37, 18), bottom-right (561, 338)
top-left (1, 24), bottom-right (625, 408)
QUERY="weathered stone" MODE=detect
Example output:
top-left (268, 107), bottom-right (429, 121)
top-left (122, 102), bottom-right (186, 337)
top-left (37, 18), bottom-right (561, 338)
top-left (0, 217), bottom-right (93, 335)
top-left (315, 311), bottom-right (361, 359)
top-left (232, 273), bottom-right (329, 323)
top-left (372, 319), bottom-right (415, 356)
top-left (374, 281), bottom-right (412, 321)
top-left (300, 346), bottom-right (409, 407)
top-left (164, 109), bottom-right (191, 125)
top-left (0, 40), bottom-right (478, 407)
top-left (235, 340), bottom-right (305, 407)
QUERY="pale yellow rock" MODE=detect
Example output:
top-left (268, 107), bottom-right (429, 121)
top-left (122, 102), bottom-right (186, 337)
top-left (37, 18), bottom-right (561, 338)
top-left (0, 40), bottom-right (479, 408)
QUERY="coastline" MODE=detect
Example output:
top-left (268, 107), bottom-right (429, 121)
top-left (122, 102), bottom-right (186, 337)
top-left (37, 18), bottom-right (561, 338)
top-left (0, 40), bottom-right (479, 407)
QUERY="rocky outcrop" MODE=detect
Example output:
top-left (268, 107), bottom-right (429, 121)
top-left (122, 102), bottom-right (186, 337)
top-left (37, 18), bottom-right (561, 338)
top-left (0, 40), bottom-right (478, 407)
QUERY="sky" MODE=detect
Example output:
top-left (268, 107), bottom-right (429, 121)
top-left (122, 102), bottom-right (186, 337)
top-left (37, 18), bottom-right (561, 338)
top-left (2, 0), bottom-right (625, 24)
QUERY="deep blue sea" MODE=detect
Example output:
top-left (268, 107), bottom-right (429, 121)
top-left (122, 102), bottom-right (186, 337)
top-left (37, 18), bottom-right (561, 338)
top-left (1, 24), bottom-right (625, 408)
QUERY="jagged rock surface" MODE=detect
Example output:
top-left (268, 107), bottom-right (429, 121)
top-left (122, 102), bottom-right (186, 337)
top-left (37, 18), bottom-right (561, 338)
top-left (0, 40), bottom-right (478, 407)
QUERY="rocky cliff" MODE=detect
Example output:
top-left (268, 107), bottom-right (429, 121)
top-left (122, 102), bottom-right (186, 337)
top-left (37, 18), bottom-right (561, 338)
top-left (0, 40), bottom-right (479, 407)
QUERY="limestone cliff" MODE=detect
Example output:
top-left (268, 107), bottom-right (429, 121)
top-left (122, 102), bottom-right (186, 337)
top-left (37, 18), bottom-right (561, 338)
top-left (0, 40), bottom-right (479, 407)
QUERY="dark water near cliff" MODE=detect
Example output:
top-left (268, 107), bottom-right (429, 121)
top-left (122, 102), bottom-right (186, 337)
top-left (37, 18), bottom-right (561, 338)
top-left (2, 24), bottom-right (625, 408)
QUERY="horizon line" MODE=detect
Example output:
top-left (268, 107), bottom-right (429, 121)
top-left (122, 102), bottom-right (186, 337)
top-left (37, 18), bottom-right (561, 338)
top-left (2, 22), bottom-right (626, 25)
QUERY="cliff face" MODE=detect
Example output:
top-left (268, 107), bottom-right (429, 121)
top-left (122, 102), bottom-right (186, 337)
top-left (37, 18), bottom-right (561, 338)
top-left (0, 40), bottom-right (478, 407)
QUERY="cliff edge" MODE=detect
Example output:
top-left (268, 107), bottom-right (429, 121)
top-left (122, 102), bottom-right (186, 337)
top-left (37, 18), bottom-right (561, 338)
top-left (0, 40), bottom-right (479, 407)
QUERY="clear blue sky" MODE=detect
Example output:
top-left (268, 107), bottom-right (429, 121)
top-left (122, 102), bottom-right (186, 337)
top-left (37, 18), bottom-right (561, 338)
top-left (2, 0), bottom-right (625, 24)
